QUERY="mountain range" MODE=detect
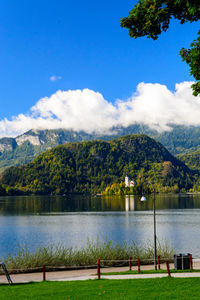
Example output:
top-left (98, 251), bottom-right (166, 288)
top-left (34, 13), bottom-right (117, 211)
top-left (0, 125), bottom-right (200, 172)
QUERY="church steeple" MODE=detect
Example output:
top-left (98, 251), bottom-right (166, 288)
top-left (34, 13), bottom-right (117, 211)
top-left (125, 175), bottom-right (129, 187)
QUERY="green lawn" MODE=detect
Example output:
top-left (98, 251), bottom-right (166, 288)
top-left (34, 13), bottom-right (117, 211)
top-left (101, 269), bottom-right (199, 275)
top-left (1, 278), bottom-right (200, 299)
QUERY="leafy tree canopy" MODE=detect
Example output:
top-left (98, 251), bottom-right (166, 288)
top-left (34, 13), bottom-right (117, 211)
top-left (121, 0), bottom-right (200, 95)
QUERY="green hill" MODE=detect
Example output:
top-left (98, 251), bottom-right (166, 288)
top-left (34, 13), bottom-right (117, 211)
top-left (1, 135), bottom-right (196, 195)
top-left (0, 129), bottom-right (95, 172)
top-left (177, 148), bottom-right (200, 172)
top-left (1, 125), bottom-right (200, 172)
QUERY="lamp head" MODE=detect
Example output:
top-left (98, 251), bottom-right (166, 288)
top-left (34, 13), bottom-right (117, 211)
top-left (140, 196), bottom-right (147, 202)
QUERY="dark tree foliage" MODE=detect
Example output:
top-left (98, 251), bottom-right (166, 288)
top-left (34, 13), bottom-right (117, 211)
top-left (0, 184), bottom-right (6, 196)
top-left (178, 147), bottom-right (200, 171)
top-left (120, 0), bottom-right (200, 95)
top-left (180, 32), bottom-right (200, 95)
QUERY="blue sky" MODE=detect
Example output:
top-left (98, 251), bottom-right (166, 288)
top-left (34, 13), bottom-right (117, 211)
top-left (0, 0), bottom-right (199, 137)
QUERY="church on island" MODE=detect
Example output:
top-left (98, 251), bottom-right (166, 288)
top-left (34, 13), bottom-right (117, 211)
top-left (125, 175), bottom-right (136, 187)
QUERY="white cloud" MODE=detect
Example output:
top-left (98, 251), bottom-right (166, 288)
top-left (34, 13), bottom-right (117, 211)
top-left (117, 81), bottom-right (200, 131)
top-left (0, 81), bottom-right (200, 138)
top-left (50, 75), bottom-right (62, 82)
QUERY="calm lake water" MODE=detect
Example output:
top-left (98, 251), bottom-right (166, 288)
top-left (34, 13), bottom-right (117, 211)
top-left (1, 194), bottom-right (200, 258)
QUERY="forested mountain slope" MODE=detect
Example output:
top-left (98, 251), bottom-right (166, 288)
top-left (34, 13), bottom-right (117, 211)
top-left (178, 149), bottom-right (200, 172)
top-left (0, 125), bottom-right (200, 172)
top-left (1, 135), bottom-right (195, 195)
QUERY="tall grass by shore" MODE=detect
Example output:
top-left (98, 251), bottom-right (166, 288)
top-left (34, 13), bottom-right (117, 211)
top-left (4, 239), bottom-right (174, 270)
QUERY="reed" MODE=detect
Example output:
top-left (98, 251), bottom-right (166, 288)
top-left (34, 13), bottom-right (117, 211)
top-left (4, 238), bottom-right (174, 270)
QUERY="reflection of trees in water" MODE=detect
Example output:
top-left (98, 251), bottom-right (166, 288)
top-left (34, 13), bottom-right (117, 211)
top-left (0, 194), bottom-right (200, 214)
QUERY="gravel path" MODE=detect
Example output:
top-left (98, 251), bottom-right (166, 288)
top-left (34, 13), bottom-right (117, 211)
top-left (1, 261), bottom-right (200, 284)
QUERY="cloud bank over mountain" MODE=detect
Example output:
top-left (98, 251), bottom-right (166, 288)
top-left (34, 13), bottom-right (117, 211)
top-left (0, 81), bottom-right (200, 138)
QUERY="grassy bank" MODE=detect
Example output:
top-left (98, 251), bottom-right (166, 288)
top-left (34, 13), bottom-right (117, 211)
top-left (2, 278), bottom-right (200, 299)
top-left (4, 239), bottom-right (174, 271)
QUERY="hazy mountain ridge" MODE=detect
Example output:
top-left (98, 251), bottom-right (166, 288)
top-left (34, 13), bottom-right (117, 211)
top-left (0, 137), bottom-right (17, 153)
top-left (0, 125), bottom-right (200, 172)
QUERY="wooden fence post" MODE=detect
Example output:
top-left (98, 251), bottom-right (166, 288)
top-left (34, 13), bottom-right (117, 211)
top-left (43, 265), bottom-right (46, 281)
top-left (190, 254), bottom-right (193, 270)
top-left (166, 261), bottom-right (171, 277)
top-left (129, 256), bottom-right (132, 271)
top-left (97, 259), bottom-right (101, 279)
top-left (138, 257), bottom-right (140, 273)
top-left (157, 255), bottom-right (160, 270)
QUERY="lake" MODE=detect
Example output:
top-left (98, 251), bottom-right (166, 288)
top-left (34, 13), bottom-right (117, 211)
top-left (1, 194), bottom-right (200, 258)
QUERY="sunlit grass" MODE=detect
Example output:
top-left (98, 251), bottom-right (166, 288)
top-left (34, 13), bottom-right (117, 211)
top-left (3, 238), bottom-right (174, 271)
top-left (2, 278), bottom-right (200, 299)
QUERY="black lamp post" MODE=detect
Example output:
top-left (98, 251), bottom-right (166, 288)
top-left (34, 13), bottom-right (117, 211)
top-left (141, 182), bottom-right (157, 271)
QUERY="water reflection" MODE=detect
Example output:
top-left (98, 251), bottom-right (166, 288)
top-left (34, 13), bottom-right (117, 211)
top-left (125, 195), bottom-right (135, 211)
top-left (1, 194), bottom-right (200, 258)
top-left (0, 194), bottom-right (200, 215)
